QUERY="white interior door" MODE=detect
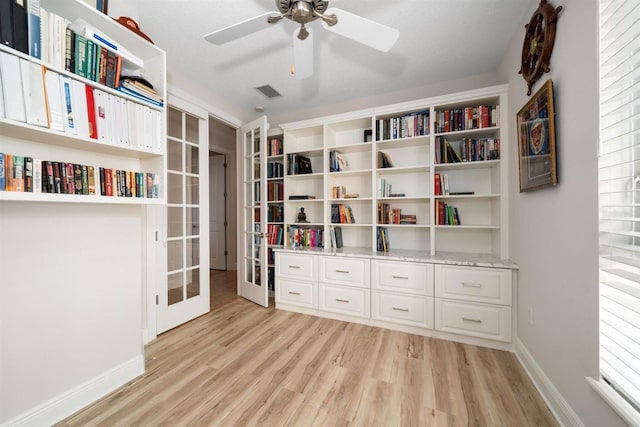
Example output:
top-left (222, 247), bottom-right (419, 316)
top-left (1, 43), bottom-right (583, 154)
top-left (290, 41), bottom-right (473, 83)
top-left (157, 100), bottom-right (210, 333)
top-left (210, 153), bottom-right (226, 270)
top-left (238, 116), bottom-right (269, 307)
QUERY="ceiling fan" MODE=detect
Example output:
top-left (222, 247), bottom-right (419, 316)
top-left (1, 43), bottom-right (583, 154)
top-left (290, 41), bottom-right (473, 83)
top-left (203, 0), bottom-right (400, 79)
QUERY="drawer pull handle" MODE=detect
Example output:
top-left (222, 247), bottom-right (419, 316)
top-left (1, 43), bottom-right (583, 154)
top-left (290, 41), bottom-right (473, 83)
top-left (462, 282), bottom-right (482, 288)
top-left (392, 307), bottom-right (409, 312)
top-left (288, 265), bottom-right (301, 269)
top-left (335, 298), bottom-right (350, 303)
top-left (462, 317), bottom-right (482, 323)
top-left (335, 270), bottom-right (350, 274)
top-left (392, 275), bottom-right (409, 280)
top-left (288, 291), bottom-right (301, 296)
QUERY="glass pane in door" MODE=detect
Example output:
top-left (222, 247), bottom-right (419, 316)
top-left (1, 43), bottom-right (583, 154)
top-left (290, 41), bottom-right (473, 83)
top-left (243, 127), bottom-right (262, 286)
top-left (166, 106), bottom-right (203, 306)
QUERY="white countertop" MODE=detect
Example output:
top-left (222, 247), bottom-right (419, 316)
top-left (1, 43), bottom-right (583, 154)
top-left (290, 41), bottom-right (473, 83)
top-left (274, 247), bottom-right (518, 269)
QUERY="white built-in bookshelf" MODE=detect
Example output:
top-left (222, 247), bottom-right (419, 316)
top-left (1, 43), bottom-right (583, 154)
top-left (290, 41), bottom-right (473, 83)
top-left (281, 85), bottom-right (508, 260)
top-left (0, 0), bottom-right (166, 203)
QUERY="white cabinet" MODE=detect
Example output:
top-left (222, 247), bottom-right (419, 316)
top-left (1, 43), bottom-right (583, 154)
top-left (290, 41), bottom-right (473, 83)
top-left (319, 256), bottom-right (370, 319)
top-left (319, 256), bottom-right (370, 288)
top-left (320, 284), bottom-right (370, 318)
top-left (372, 259), bottom-right (434, 329)
top-left (277, 278), bottom-right (316, 310)
top-left (372, 291), bottom-right (434, 328)
top-left (275, 252), bottom-right (318, 313)
top-left (276, 252), bottom-right (317, 282)
top-left (276, 250), bottom-right (516, 349)
top-left (434, 264), bottom-right (513, 342)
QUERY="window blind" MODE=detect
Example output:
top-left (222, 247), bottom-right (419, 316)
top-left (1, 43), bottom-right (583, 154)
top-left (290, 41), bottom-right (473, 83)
top-left (598, 0), bottom-right (640, 413)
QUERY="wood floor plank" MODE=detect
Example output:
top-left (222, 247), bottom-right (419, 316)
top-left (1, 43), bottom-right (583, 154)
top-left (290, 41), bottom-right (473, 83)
top-left (57, 298), bottom-right (559, 427)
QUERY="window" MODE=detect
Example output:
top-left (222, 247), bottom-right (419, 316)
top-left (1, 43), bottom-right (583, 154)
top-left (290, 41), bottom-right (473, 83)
top-left (596, 0), bottom-right (640, 423)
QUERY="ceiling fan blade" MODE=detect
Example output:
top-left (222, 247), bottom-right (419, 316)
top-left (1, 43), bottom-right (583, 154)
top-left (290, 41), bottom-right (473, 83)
top-left (204, 12), bottom-right (278, 45)
top-left (321, 7), bottom-right (399, 52)
top-left (292, 27), bottom-right (313, 80)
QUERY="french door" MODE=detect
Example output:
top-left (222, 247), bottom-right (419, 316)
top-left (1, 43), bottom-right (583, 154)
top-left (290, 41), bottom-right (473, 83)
top-left (157, 98), bottom-right (210, 333)
top-left (238, 116), bottom-right (269, 307)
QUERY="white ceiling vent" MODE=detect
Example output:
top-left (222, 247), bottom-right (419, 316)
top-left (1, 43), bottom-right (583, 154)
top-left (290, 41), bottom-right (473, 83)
top-left (255, 85), bottom-right (282, 99)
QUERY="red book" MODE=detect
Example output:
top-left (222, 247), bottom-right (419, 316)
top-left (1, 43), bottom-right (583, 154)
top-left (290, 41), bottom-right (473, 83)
top-left (434, 172), bottom-right (441, 195)
top-left (482, 106), bottom-right (489, 128)
top-left (105, 168), bottom-right (113, 196)
top-left (85, 85), bottom-right (98, 139)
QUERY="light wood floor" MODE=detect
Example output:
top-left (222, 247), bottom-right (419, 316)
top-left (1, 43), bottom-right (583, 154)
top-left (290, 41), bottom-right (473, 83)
top-left (58, 295), bottom-right (558, 426)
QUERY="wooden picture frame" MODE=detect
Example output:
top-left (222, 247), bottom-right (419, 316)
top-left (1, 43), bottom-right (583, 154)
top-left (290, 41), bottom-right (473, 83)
top-left (516, 79), bottom-right (558, 192)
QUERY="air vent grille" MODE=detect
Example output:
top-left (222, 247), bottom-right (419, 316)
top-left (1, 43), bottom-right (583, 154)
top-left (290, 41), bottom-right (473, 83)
top-left (255, 85), bottom-right (282, 99)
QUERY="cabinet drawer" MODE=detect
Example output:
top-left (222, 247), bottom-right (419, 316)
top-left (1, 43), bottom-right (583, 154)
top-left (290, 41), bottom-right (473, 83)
top-left (319, 284), bottom-right (370, 318)
top-left (372, 291), bottom-right (433, 328)
top-left (319, 256), bottom-right (370, 288)
top-left (372, 260), bottom-right (433, 295)
top-left (435, 265), bottom-right (512, 305)
top-left (276, 278), bottom-right (316, 309)
top-left (276, 252), bottom-right (317, 281)
top-left (435, 298), bottom-right (512, 342)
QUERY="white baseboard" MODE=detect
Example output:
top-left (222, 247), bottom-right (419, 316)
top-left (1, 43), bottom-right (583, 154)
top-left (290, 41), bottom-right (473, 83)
top-left (2, 355), bottom-right (144, 427)
top-left (514, 338), bottom-right (584, 427)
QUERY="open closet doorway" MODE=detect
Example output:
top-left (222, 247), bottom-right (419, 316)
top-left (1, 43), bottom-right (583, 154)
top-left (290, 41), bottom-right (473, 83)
top-left (209, 116), bottom-right (238, 310)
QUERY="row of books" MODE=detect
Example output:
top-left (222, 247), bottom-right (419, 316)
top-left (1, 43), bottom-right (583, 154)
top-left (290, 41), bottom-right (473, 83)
top-left (331, 185), bottom-right (359, 199)
top-left (377, 203), bottom-right (417, 225)
top-left (0, 52), bottom-right (163, 152)
top-left (435, 200), bottom-right (461, 225)
top-left (377, 226), bottom-right (390, 252)
top-left (267, 161), bottom-right (284, 178)
top-left (267, 204), bottom-right (283, 222)
top-left (286, 153), bottom-right (312, 175)
top-left (267, 137), bottom-right (283, 157)
top-left (329, 150), bottom-right (348, 172)
top-left (8, 1), bottom-right (157, 98)
top-left (331, 204), bottom-right (356, 224)
top-left (266, 224), bottom-right (283, 246)
top-left (0, 0), bottom-right (29, 55)
top-left (0, 153), bottom-right (159, 198)
top-left (377, 177), bottom-right (406, 198)
top-left (267, 181), bottom-right (283, 202)
top-left (435, 105), bottom-right (499, 134)
top-left (435, 137), bottom-right (500, 164)
top-left (376, 110), bottom-right (430, 141)
top-left (328, 225), bottom-right (343, 249)
top-left (289, 226), bottom-right (324, 248)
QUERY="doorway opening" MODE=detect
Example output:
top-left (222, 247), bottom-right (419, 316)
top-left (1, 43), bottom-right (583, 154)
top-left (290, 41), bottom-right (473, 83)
top-left (209, 116), bottom-right (238, 310)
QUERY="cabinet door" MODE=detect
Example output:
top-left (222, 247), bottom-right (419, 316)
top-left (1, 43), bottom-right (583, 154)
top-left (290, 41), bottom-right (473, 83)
top-left (238, 115), bottom-right (269, 307)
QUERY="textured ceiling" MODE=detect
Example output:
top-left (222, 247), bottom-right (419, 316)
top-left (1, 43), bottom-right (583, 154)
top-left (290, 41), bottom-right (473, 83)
top-left (136, 0), bottom-right (531, 121)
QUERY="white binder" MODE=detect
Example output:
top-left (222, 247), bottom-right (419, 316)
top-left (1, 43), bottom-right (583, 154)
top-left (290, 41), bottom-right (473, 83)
top-left (43, 69), bottom-right (65, 132)
top-left (0, 52), bottom-right (26, 122)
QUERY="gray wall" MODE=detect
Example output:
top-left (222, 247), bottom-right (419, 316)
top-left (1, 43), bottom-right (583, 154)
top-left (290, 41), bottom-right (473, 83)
top-left (497, 0), bottom-right (624, 424)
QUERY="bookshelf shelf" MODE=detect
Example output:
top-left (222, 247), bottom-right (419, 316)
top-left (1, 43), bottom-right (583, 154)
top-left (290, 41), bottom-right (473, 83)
top-left (0, 0), bottom-right (166, 201)
top-left (280, 84), bottom-right (508, 258)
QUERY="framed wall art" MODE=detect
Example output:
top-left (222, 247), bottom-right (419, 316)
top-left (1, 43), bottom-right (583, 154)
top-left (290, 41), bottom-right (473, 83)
top-left (517, 79), bottom-right (558, 192)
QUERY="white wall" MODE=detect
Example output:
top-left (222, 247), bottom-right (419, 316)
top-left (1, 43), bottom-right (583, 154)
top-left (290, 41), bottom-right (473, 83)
top-left (497, 0), bottom-right (625, 425)
top-left (0, 203), bottom-right (144, 424)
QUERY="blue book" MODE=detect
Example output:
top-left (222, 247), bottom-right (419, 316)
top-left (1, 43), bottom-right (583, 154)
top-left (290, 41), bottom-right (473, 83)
top-left (116, 85), bottom-right (164, 107)
top-left (26, 0), bottom-right (41, 59)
